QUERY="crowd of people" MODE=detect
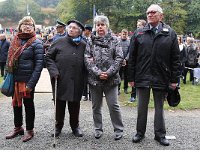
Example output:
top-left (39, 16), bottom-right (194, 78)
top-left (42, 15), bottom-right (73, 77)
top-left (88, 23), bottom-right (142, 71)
top-left (1, 3), bottom-right (200, 147)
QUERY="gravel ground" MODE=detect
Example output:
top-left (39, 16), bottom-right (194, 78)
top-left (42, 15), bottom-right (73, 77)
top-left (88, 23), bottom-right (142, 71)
top-left (0, 93), bottom-right (200, 150)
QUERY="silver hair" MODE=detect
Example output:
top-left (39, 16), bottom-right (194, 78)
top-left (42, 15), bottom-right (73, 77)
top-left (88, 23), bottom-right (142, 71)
top-left (94, 15), bottom-right (110, 28)
top-left (148, 4), bottom-right (163, 14)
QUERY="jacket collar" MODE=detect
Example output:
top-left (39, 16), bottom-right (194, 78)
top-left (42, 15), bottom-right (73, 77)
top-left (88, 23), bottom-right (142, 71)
top-left (143, 22), bottom-right (170, 35)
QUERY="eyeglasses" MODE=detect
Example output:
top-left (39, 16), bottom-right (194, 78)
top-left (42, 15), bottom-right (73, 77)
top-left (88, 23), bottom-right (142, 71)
top-left (146, 11), bottom-right (158, 15)
top-left (22, 24), bottom-right (34, 27)
top-left (68, 26), bottom-right (79, 30)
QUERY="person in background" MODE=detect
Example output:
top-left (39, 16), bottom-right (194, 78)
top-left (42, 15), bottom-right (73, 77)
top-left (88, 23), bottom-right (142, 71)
top-left (177, 36), bottom-right (187, 86)
top-left (85, 15), bottom-right (124, 141)
top-left (0, 33), bottom-right (10, 77)
top-left (5, 16), bottom-right (44, 142)
top-left (128, 19), bottom-right (147, 103)
top-left (82, 24), bottom-right (93, 101)
top-left (128, 4), bottom-right (180, 146)
top-left (45, 19), bottom-right (86, 138)
top-left (52, 20), bottom-right (66, 42)
top-left (118, 29), bottom-right (130, 95)
top-left (137, 19), bottom-right (147, 29)
top-left (183, 37), bottom-right (198, 84)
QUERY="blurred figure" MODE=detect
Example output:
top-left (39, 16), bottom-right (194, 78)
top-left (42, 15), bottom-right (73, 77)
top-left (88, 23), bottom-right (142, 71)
top-left (85, 15), bottom-right (124, 140)
top-left (0, 33), bottom-right (10, 77)
top-left (183, 37), bottom-right (198, 84)
top-left (118, 29), bottom-right (130, 95)
top-left (52, 20), bottom-right (66, 42)
top-left (137, 19), bottom-right (146, 29)
top-left (5, 16), bottom-right (44, 142)
top-left (177, 36), bottom-right (187, 86)
top-left (82, 24), bottom-right (93, 101)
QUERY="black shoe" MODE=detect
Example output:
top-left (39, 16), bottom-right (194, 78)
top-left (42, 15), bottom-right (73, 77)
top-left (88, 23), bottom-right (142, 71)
top-left (114, 133), bottom-right (123, 140)
top-left (132, 134), bottom-right (144, 143)
top-left (72, 128), bottom-right (83, 137)
top-left (51, 128), bottom-right (61, 137)
top-left (154, 136), bottom-right (169, 146)
top-left (94, 131), bottom-right (103, 139)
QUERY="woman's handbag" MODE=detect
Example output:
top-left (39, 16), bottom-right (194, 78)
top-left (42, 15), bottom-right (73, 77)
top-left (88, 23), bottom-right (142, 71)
top-left (0, 73), bottom-right (14, 97)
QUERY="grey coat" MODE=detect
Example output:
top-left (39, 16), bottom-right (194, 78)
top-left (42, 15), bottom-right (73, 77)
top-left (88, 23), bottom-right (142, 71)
top-left (84, 33), bottom-right (123, 86)
top-left (45, 36), bottom-right (86, 102)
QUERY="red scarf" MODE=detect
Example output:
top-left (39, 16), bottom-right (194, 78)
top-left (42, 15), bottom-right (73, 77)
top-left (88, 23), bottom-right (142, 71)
top-left (7, 32), bottom-right (36, 72)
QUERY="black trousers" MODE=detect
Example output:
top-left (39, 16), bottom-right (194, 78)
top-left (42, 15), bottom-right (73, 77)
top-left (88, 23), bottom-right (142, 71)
top-left (0, 62), bottom-right (6, 77)
top-left (55, 100), bottom-right (80, 130)
top-left (13, 91), bottom-right (35, 130)
top-left (119, 65), bottom-right (128, 91)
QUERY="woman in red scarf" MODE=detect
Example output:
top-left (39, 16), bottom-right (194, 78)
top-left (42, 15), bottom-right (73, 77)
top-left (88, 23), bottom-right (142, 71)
top-left (5, 16), bottom-right (44, 142)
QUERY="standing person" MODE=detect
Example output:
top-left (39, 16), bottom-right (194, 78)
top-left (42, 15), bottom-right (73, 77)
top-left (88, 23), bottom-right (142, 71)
top-left (52, 20), bottom-right (67, 42)
top-left (0, 33), bottom-right (10, 77)
top-left (177, 36), bottom-right (187, 86)
top-left (45, 19), bottom-right (86, 138)
top-left (128, 4), bottom-right (180, 146)
top-left (118, 29), bottom-right (130, 95)
top-left (183, 37), bottom-right (198, 84)
top-left (82, 24), bottom-right (93, 101)
top-left (5, 16), bottom-right (44, 142)
top-left (128, 19), bottom-right (147, 103)
top-left (85, 15), bottom-right (124, 140)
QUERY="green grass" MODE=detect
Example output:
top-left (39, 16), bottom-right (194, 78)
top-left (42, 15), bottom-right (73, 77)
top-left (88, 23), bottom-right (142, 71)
top-left (119, 79), bottom-right (200, 110)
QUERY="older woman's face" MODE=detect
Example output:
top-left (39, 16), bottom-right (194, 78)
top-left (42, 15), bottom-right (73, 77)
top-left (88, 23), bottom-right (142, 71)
top-left (67, 23), bottom-right (81, 38)
top-left (96, 22), bottom-right (108, 37)
top-left (20, 21), bottom-right (34, 33)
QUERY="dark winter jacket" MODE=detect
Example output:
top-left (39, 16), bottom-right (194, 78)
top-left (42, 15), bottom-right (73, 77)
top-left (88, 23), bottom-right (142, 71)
top-left (84, 33), bottom-right (123, 86)
top-left (13, 39), bottom-right (44, 89)
top-left (0, 39), bottom-right (10, 62)
top-left (185, 43), bottom-right (198, 68)
top-left (45, 36), bottom-right (86, 102)
top-left (128, 22), bottom-right (180, 89)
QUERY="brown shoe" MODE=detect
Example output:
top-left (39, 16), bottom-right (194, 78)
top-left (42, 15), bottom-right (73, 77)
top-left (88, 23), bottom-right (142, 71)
top-left (6, 127), bottom-right (24, 139)
top-left (22, 130), bottom-right (34, 142)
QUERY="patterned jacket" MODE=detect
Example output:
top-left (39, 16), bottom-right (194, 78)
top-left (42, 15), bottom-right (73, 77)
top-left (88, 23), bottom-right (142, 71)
top-left (84, 33), bottom-right (123, 86)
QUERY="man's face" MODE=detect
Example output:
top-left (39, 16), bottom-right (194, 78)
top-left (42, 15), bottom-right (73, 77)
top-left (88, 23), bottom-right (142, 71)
top-left (121, 32), bottom-right (128, 40)
top-left (67, 23), bottom-right (80, 38)
top-left (146, 6), bottom-right (163, 27)
top-left (56, 26), bottom-right (65, 34)
top-left (83, 29), bottom-right (91, 37)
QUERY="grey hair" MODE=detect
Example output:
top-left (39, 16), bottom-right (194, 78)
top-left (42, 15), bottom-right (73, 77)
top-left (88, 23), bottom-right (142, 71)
top-left (148, 4), bottom-right (163, 14)
top-left (17, 16), bottom-right (36, 32)
top-left (94, 15), bottom-right (110, 28)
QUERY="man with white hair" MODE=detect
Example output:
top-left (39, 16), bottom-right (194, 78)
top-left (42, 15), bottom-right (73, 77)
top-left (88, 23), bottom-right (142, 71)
top-left (128, 4), bottom-right (180, 146)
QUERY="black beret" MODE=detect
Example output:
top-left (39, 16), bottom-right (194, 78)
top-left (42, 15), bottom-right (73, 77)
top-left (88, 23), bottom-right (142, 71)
top-left (56, 20), bottom-right (66, 27)
top-left (67, 20), bottom-right (85, 31)
top-left (167, 86), bottom-right (181, 107)
top-left (84, 24), bottom-right (93, 31)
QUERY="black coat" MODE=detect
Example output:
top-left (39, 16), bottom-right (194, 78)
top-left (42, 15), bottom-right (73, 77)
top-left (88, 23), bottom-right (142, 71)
top-left (13, 39), bottom-right (44, 89)
top-left (128, 22), bottom-right (180, 89)
top-left (45, 36), bottom-right (86, 102)
top-left (0, 39), bottom-right (10, 62)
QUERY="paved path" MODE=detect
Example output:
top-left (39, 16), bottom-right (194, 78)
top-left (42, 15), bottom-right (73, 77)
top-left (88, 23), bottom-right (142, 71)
top-left (35, 68), bottom-right (52, 93)
top-left (0, 70), bottom-right (200, 150)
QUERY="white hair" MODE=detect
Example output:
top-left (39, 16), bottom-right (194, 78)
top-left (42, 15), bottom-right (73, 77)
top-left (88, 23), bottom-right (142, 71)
top-left (148, 4), bottom-right (163, 14)
top-left (94, 15), bottom-right (110, 28)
